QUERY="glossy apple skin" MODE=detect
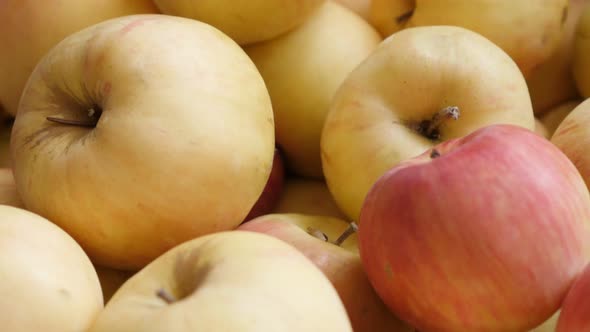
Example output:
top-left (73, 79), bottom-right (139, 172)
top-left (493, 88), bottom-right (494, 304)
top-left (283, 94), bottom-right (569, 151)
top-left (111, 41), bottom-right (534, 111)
top-left (243, 148), bottom-right (286, 222)
top-left (239, 213), bottom-right (413, 332)
top-left (359, 124), bottom-right (590, 332)
top-left (556, 263), bottom-right (590, 331)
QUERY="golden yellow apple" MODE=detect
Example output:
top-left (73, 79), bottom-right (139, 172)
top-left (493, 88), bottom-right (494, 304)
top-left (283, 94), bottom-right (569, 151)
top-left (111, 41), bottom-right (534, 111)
top-left (246, 1), bottom-right (382, 178)
top-left (321, 25), bottom-right (535, 221)
top-left (153, 0), bottom-right (325, 45)
top-left (0, 205), bottom-right (103, 331)
top-left (88, 231), bottom-right (353, 332)
top-left (0, 0), bottom-right (158, 116)
top-left (10, 14), bottom-right (276, 270)
top-left (369, 0), bottom-right (568, 76)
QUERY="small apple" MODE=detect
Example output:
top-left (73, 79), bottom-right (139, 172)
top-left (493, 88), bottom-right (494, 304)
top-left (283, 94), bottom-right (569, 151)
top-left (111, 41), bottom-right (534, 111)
top-left (10, 14), bottom-right (276, 270)
top-left (526, 0), bottom-right (588, 114)
top-left (0, 205), bottom-right (103, 332)
top-left (94, 265), bottom-right (135, 304)
top-left (272, 176), bottom-right (348, 220)
top-left (0, 0), bottom-right (159, 116)
top-left (551, 98), bottom-right (590, 188)
top-left (358, 124), bottom-right (590, 332)
top-left (321, 25), bottom-right (535, 221)
top-left (239, 213), bottom-right (413, 332)
top-left (245, 1), bottom-right (382, 178)
top-left (369, 0), bottom-right (568, 76)
top-left (541, 99), bottom-right (583, 137)
top-left (0, 168), bottom-right (23, 208)
top-left (152, 0), bottom-right (325, 45)
top-left (87, 231), bottom-right (353, 332)
top-left (556, 263), bottom-right (590, 331)
top-left (243, 147), bottom-right (286, 222)
top-left (573, 3), bottom-right (590, 97)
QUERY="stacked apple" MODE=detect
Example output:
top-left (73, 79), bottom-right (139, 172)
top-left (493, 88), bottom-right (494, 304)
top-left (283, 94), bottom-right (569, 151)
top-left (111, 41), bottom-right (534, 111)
top-left (2, 0), bottom-right (590, 331)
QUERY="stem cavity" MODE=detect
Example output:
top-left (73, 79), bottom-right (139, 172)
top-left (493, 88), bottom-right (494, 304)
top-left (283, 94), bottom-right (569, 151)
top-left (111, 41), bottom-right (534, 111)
top-left (156, 288), bottom-right (177, 304)
top-left (307, 227), bottom-right (328, 242)
top-left (46, 106), bottom-right (102, 128)
top-left (413, 106), bottom-right (461, 141)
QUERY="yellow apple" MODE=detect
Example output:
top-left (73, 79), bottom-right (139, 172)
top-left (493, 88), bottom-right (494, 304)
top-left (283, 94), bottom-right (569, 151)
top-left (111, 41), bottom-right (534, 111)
top-left (273, 176), bottom-right (348, 220)
top-left (87, 231), bottom-right (353, 332)
top-left (573, 3), bottom-right (590, 96)
top-left (526, 0), bottom-right (588, 114)
top-left (10, 14), bottom-right (276, 270)
top-left (541, 99), bottom-right (583, 136)
top-left (369, 0), bottom-right (568, 76)
top-left (334, 0), bottom-right (372, 20)
top-left (239, 213), bottom-right (414, 332)
top-left (551, 98), bottom-right (590, 188)
top-left (0, 205), bottom-right (103, 331)
top-left (0, 168), bottom-right (23, 208)
top-left (152, 0), bottom-right (325, 45)
top-left (246, 1), bottom-right (382, 178)
top-left (321, 25), bottom-right (535, 221)
top-left (0, 0), bottom-right (159, 116)
top-left (94, 265), bottom-right (135, 304)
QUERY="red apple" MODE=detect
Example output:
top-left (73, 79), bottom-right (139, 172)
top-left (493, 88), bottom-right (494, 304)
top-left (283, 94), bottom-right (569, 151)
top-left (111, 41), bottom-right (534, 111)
top-left (243, 147), bottom-right (286, 222)
top-left (359, 124), bottom-right (590, 332)
top-left (238, 213), bottom-right (413, 332)
top-left (556, 263), bottom-right (590, 331)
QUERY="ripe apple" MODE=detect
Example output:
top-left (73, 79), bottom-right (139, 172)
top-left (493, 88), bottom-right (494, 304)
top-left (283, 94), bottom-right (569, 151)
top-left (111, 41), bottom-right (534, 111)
top-left (273, 176), bottom-right (348, 220)
top-left (541, 99), bottom-right (583, 137)
top-left (0, 205), bottom-right (103, 332)
top-left (321, 25), bottom-right (535, 221)
top-left (573, 3), bottom-right (590, 97)
top-left (245, 1), bottom-right (382, 178)
top-left (369, 0), bottom-right (568, 76)
top-left (526, 0), bottom-right (588, 114)
top-left (334, 0), bottom-right (372, 20)
top-left (10, 14), bottom-right (276, 270)
top-left (0, 0), bottom-right (159, 116)
top-left (243, 147), bottom-right (286, 222)
top-left (551, 98), bottom-right (590, 188)
top-left (358, 124), bottom-right (590, 332)
top-left (239, 213), bottom-right (413, 332)
top-left (0, 168), bottom-right (23, 208)
top-left (87, 231), bottom-right (353, 332)
top-left (94, 265), bottom-right (135, 304)
top-left (556, 263), bottom-right (590, 331)
top-left (152, 0), bottom-right (325, 45)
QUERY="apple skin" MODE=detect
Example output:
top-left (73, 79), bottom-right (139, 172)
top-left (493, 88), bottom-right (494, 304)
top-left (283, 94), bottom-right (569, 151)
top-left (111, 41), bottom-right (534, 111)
top-left (551, 98), bottom-right (590, 188)
top-left (556, 263), bottom-right (590, 331)
top-left (272, 176), bottom-right (348, 220)
top-left (87, 231), bottom-right (353, 332)
top-left (541, 99), bottom-right (582, 137)
top-left (534, 118), bottom-right (550, 139)
top-left (0, 0), bottom-right (159, 116)
top-left (333, 0), bottom-right (372, 20)
top-left (153, 0), bottom-right (325, 45)
top-left (245, 1), bottom-right (382, 178)
top-left (10, 14), bottom-right (276, 270)
top-left (574, 3), bottom-right (590, 97)
top-left (243, 147), bottom-right (286, 222)
top-left (0, 205), bottom-right (104, 332)
top-left (238, 213), bottom-right (413, 332)
top-left (321, 25), bottom-right (535, 221)
top-left (526, 0), bottom-right (588, 114)
top-left (369, 0), bottom-right (568, 76)
top-left (358, 124), bottom-right (590, 332)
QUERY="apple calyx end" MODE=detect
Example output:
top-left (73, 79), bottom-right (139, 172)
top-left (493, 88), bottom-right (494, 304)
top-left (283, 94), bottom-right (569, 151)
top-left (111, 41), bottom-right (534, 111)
top-left (156, 288), bottom-right (177, 304)
top-left (46, 106), bottom-right (102, 128)
top-left (307, 227), bottom-right (329, 242)
top-left (333, 222), bottom-right (358, 247)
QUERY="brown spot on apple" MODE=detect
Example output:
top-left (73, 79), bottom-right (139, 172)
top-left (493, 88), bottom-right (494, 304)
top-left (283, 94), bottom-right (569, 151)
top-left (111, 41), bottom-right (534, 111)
top-left (58, 288), bottom-right (71, 299)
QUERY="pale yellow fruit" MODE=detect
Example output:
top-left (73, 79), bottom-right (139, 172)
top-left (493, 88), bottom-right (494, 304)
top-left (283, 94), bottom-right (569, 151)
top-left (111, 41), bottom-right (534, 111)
top-left (11, 15), bottom-right (275, 270)
top-left (246, 1), bottom-right (382, 178)
top-left (369, 0), bottom-right (568, 76)
top-left (321, 25), bottom-right (535, 220)
top-left (87, 231), bottom-right (353, 332)
top-left (153, 0), bottom-right (325, 45)
top-left (0, 0), bottom-right (158, 116)
top-left (0, 205), bottom-right (103, 332)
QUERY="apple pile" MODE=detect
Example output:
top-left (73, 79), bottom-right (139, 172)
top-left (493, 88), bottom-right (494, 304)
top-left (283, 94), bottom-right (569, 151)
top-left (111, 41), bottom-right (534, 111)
top-left (2, 0), bottom-right (590, 331)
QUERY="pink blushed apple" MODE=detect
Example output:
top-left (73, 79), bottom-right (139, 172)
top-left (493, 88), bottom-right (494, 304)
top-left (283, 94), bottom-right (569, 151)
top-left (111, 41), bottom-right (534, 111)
top-left (556, 263), bottom-right (590, 331)
top-left (359, 124), bottom-right (590, 332)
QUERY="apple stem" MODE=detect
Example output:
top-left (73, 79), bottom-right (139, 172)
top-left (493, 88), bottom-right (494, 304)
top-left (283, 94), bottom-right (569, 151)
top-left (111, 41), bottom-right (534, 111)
top-left (46, 107), bottom-right (101, 127)
top-left (333, 222), bottom-right (358, 247)
top-left (156, 288), bottom-right (177, 304)
top-left (414, 106), bottom-right (460, 140)
top-left (396, 9), bottom-right (415, 24)
top-left (307, 227), bottom-right (329, 242)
